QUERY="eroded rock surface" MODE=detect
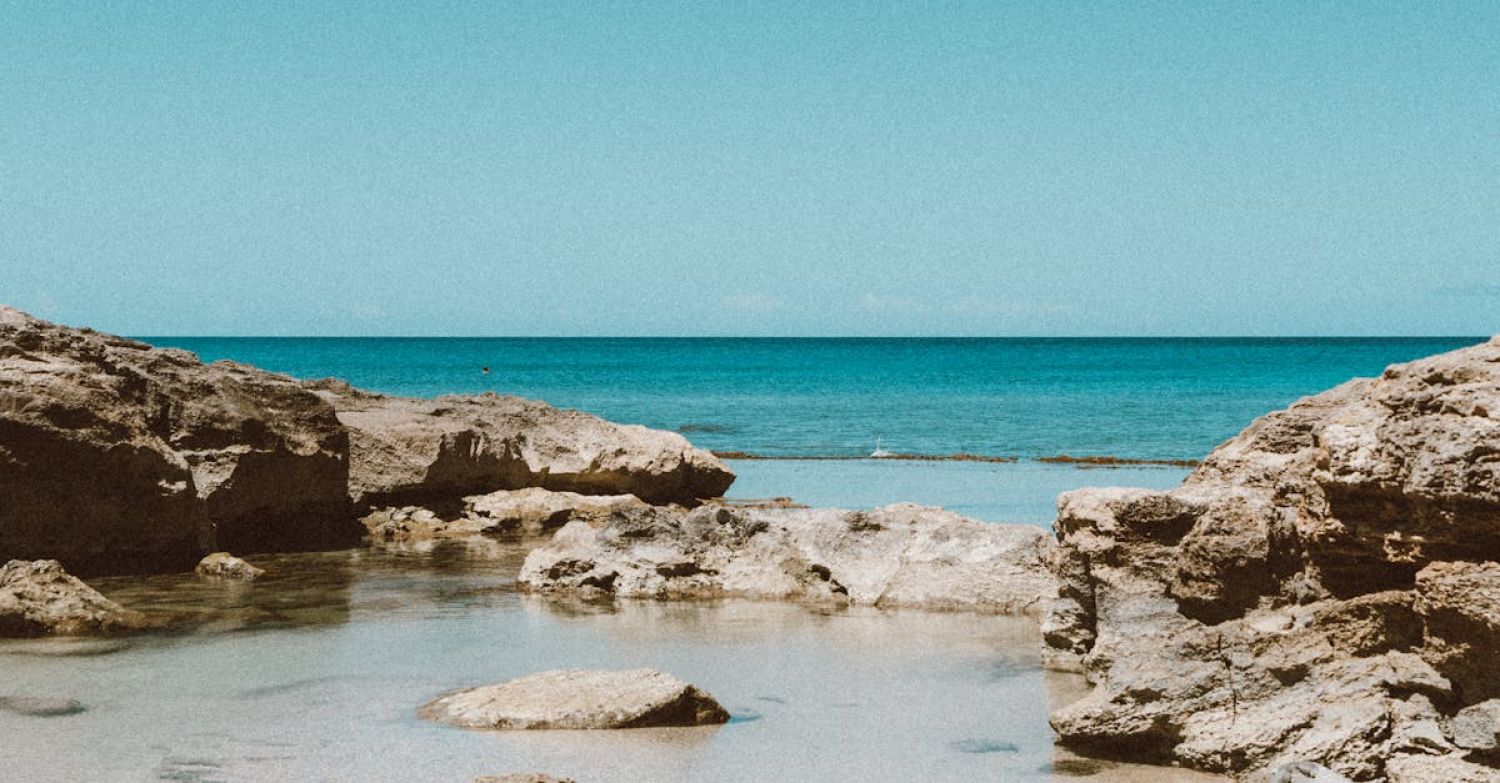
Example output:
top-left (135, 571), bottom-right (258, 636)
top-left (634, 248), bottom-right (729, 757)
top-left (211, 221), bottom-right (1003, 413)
top-left (0, 560), bottom-right (145, 637)
top-left (419, 668), bottom-right (729, 730)
top-left (520, 503), bottom-right (1056, 615)
top-left (0, 307), bottom-right (353, 574)
top-left (1044, 337), bottom-right (1500, 780)
top-left (362, 488), bottom-right (652, 542)
top-left (310, 382), bottom-right (733, 508)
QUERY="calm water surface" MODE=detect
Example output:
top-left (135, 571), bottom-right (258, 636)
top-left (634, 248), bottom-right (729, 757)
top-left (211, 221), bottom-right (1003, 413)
top-left (2, 542), bottom-right (1224, 782)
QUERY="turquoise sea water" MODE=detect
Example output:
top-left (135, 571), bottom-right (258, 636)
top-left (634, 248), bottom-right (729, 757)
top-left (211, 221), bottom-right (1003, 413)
top-left (148, 337), bottom-right (1478, 462)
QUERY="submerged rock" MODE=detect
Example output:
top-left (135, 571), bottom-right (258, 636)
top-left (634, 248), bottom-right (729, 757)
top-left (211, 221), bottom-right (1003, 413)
top-left (1043, 336), bottom-right (1500, 779)
top-left (308, 381), bottom-right (734, 508)
top-left (519, 502), bottom-right (1056, 615)
top-left (194, 552), bottom-right (265, 580)
top-left (419, 668), bottom-right (730, 730)
top-left (0, 559), bottom-right (145, 637)
top-left (0, 696), bottom-right (86, 717)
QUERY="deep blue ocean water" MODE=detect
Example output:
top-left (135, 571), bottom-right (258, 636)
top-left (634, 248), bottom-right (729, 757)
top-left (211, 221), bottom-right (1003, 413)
top-left (147, 337), bottom-right (1480, 461)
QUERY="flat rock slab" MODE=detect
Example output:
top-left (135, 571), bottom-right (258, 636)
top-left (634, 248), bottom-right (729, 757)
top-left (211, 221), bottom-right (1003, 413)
top-left (419, 668), bottom-right (730, 730)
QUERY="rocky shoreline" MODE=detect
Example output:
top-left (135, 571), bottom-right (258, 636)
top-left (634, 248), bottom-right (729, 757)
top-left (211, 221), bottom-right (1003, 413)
top-left (4, 306), bottom-right (1498, 781)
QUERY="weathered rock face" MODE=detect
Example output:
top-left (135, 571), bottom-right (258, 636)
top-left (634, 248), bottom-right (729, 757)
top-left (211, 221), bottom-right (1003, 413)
top-left (194, 552), bottom-right (265, 580)
top-left (362, 488), bottom-right (651, 543)
top-left (520, 503), bottom-right (1056, 615)
top-left (1044, 337), bottom-right (1500, 780)
top-left (0, 307), bottom-right (354, 574)
top-left (0, 560), bottom-right (145, 637)
top-left (0, 306), bottom-right (731, 575)
top-left (309, 382), bottom-right (734, 508)
top-left (419, 668), bottom-right (729, 730)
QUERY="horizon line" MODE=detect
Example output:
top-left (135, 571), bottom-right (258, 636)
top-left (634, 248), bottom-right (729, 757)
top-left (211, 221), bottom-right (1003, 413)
top-left (134, 334), bottom-right (1492, 341)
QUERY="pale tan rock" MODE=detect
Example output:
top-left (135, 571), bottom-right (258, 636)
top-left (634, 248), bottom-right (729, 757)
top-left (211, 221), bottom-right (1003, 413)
top-left (1043, 336), bottom-right (1500, 780)
top-left (1384, 753), bottom-right (1500, 783)
top-left (420, 668), bottom-right (729, 730)
top-left (0, 559), bottom-right (146, 637)
top-left (311, 383), bottom-right (734, 507)
top-left (194, 552), bottom-right (264, 580)
top-left (519, 503), bottom-right (1056, 615)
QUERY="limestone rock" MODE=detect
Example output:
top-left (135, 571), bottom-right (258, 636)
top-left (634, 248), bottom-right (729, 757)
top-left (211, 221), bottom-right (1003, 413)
top-left (419, 668), bottom-right (729, 730)
top-left (1043, 336), bottom-right (1500, 780)
top-left (1384, 754), bottom-right (1500, 783)
top-left (1269, 762), bottom-right (1353, 783)
top-left (463, 487), bottom-right (650, 536)
top-left (0, 560), bottom-right (145, 637)
top-left (0, 307), bottom-right (353, 574)
top-left (520, 503), bottom-right (1056, 615)
top-left (1453, 699), bottom-right (1500, 752)
top-left (309, 382), bottom-right (734, 508)
top-left (194, 552), bottom-right (265, 580)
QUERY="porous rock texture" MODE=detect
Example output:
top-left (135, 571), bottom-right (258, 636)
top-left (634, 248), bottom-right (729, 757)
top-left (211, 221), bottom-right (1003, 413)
top-left (307, 381), bottom-right (733, 508)
top-left (0, 306), bottom-right (732, 575)
top-left (519, 502), bottom-right (1056, 615)
top-left (0, 306), bottom-right (352, 574)
top-left (362, 488), bottom-right (650, 542)
top-left (419, 668), bottom-right (729, 730)
top-left (0, 559), bottom-right (145, 637)
top-left (1044, 336), bottom-right (1500, 780)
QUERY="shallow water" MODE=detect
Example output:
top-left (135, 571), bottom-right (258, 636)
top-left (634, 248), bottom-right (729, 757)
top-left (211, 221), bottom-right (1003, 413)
top-left (725, 458), bottom-right (1189, 525)
top-left (2, 541), bottom-right (1224, 782)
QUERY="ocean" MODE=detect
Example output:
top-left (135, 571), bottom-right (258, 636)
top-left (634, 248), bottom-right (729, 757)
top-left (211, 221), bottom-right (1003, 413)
top-left (149, 336), bottom-right (1479, 523)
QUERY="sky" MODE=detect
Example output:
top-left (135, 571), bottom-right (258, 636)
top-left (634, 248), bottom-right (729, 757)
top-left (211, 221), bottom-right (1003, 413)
top-left (1, 2), bottom-right (1497, 336)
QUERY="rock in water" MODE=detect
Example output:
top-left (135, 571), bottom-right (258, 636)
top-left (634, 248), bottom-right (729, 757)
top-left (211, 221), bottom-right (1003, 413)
top-left (306, 381), bottom-right (734, 508)
top-left (194, 552), bottom-right (265, 580)
top-left (519, 502), bottom-right (1056, 615)
top-left (0, 696), bottom-right (86, 717)
top-left (419, 669), bottom-right (730, 730)
top-left (1043, 336), bottom-right (1500, 780)
top-left (0, 307), bottom-right (353, 574)
top-left (361, 488), bottom-right (650, 542)
top-left (0, 560), bottom-right (146, 637)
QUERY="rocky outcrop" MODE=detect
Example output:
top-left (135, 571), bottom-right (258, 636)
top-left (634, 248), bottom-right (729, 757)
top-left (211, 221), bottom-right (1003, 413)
top-left (0, 306), bottom-right (731, 575)
top-left (520, 503), bottom-right (1056, 615)
top-left (362, 488), bottom-right (650, 542)
top-left (419, 668), bottom-right (729, 730)
top-left (0, 560), bottom-right (145, 637)
top-left (0, 307), bottom-right (353, 574)
top-left (194, 552), bottom-right (264, 580)
top-left (308, 382), bottom-right (733, 508)
top-left (1044, 337), bottom-right (1500, 780)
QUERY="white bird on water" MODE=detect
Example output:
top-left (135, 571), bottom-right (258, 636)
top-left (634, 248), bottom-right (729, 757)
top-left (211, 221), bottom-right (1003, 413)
top-left (870, 437), bottom-right (894, 459)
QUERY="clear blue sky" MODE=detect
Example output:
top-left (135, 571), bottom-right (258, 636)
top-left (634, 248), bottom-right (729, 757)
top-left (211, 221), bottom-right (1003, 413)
top-left (2, 2), bottom-right (1496, 336)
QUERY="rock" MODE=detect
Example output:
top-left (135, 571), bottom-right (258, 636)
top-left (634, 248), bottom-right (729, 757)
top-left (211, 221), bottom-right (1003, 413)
top-left (463, 487), bottom-right (651, 536)
top-left (1043, 336), bottom-right (1500, 779)
top-left (0, 696), bottom-right (86, 717)
top-left (1453, 700), bottom-right (1500, 752)
top-left (1385, 754), bottom-right (1500, 783)
top-left (362, 489), bottom-right (653, 543)
top-left (1415, 560), bottom-right (1500, 704)
top-left (308, 382), bottom-right (734, 508)
top-left (194, 552), bottom-right (265, 580)
top-left (0, 559), bottom-right (146, 637)
top-left (419, 668), bottom-right (730, 730)
top-left (1268, 762), bottom-right (1353, 783)
top-left (519, 503), bottom-right (1056, 615)
top-left (0, 307), bottom-right (353, 574)
top-left (477, 768), bottom-right (576, 774)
